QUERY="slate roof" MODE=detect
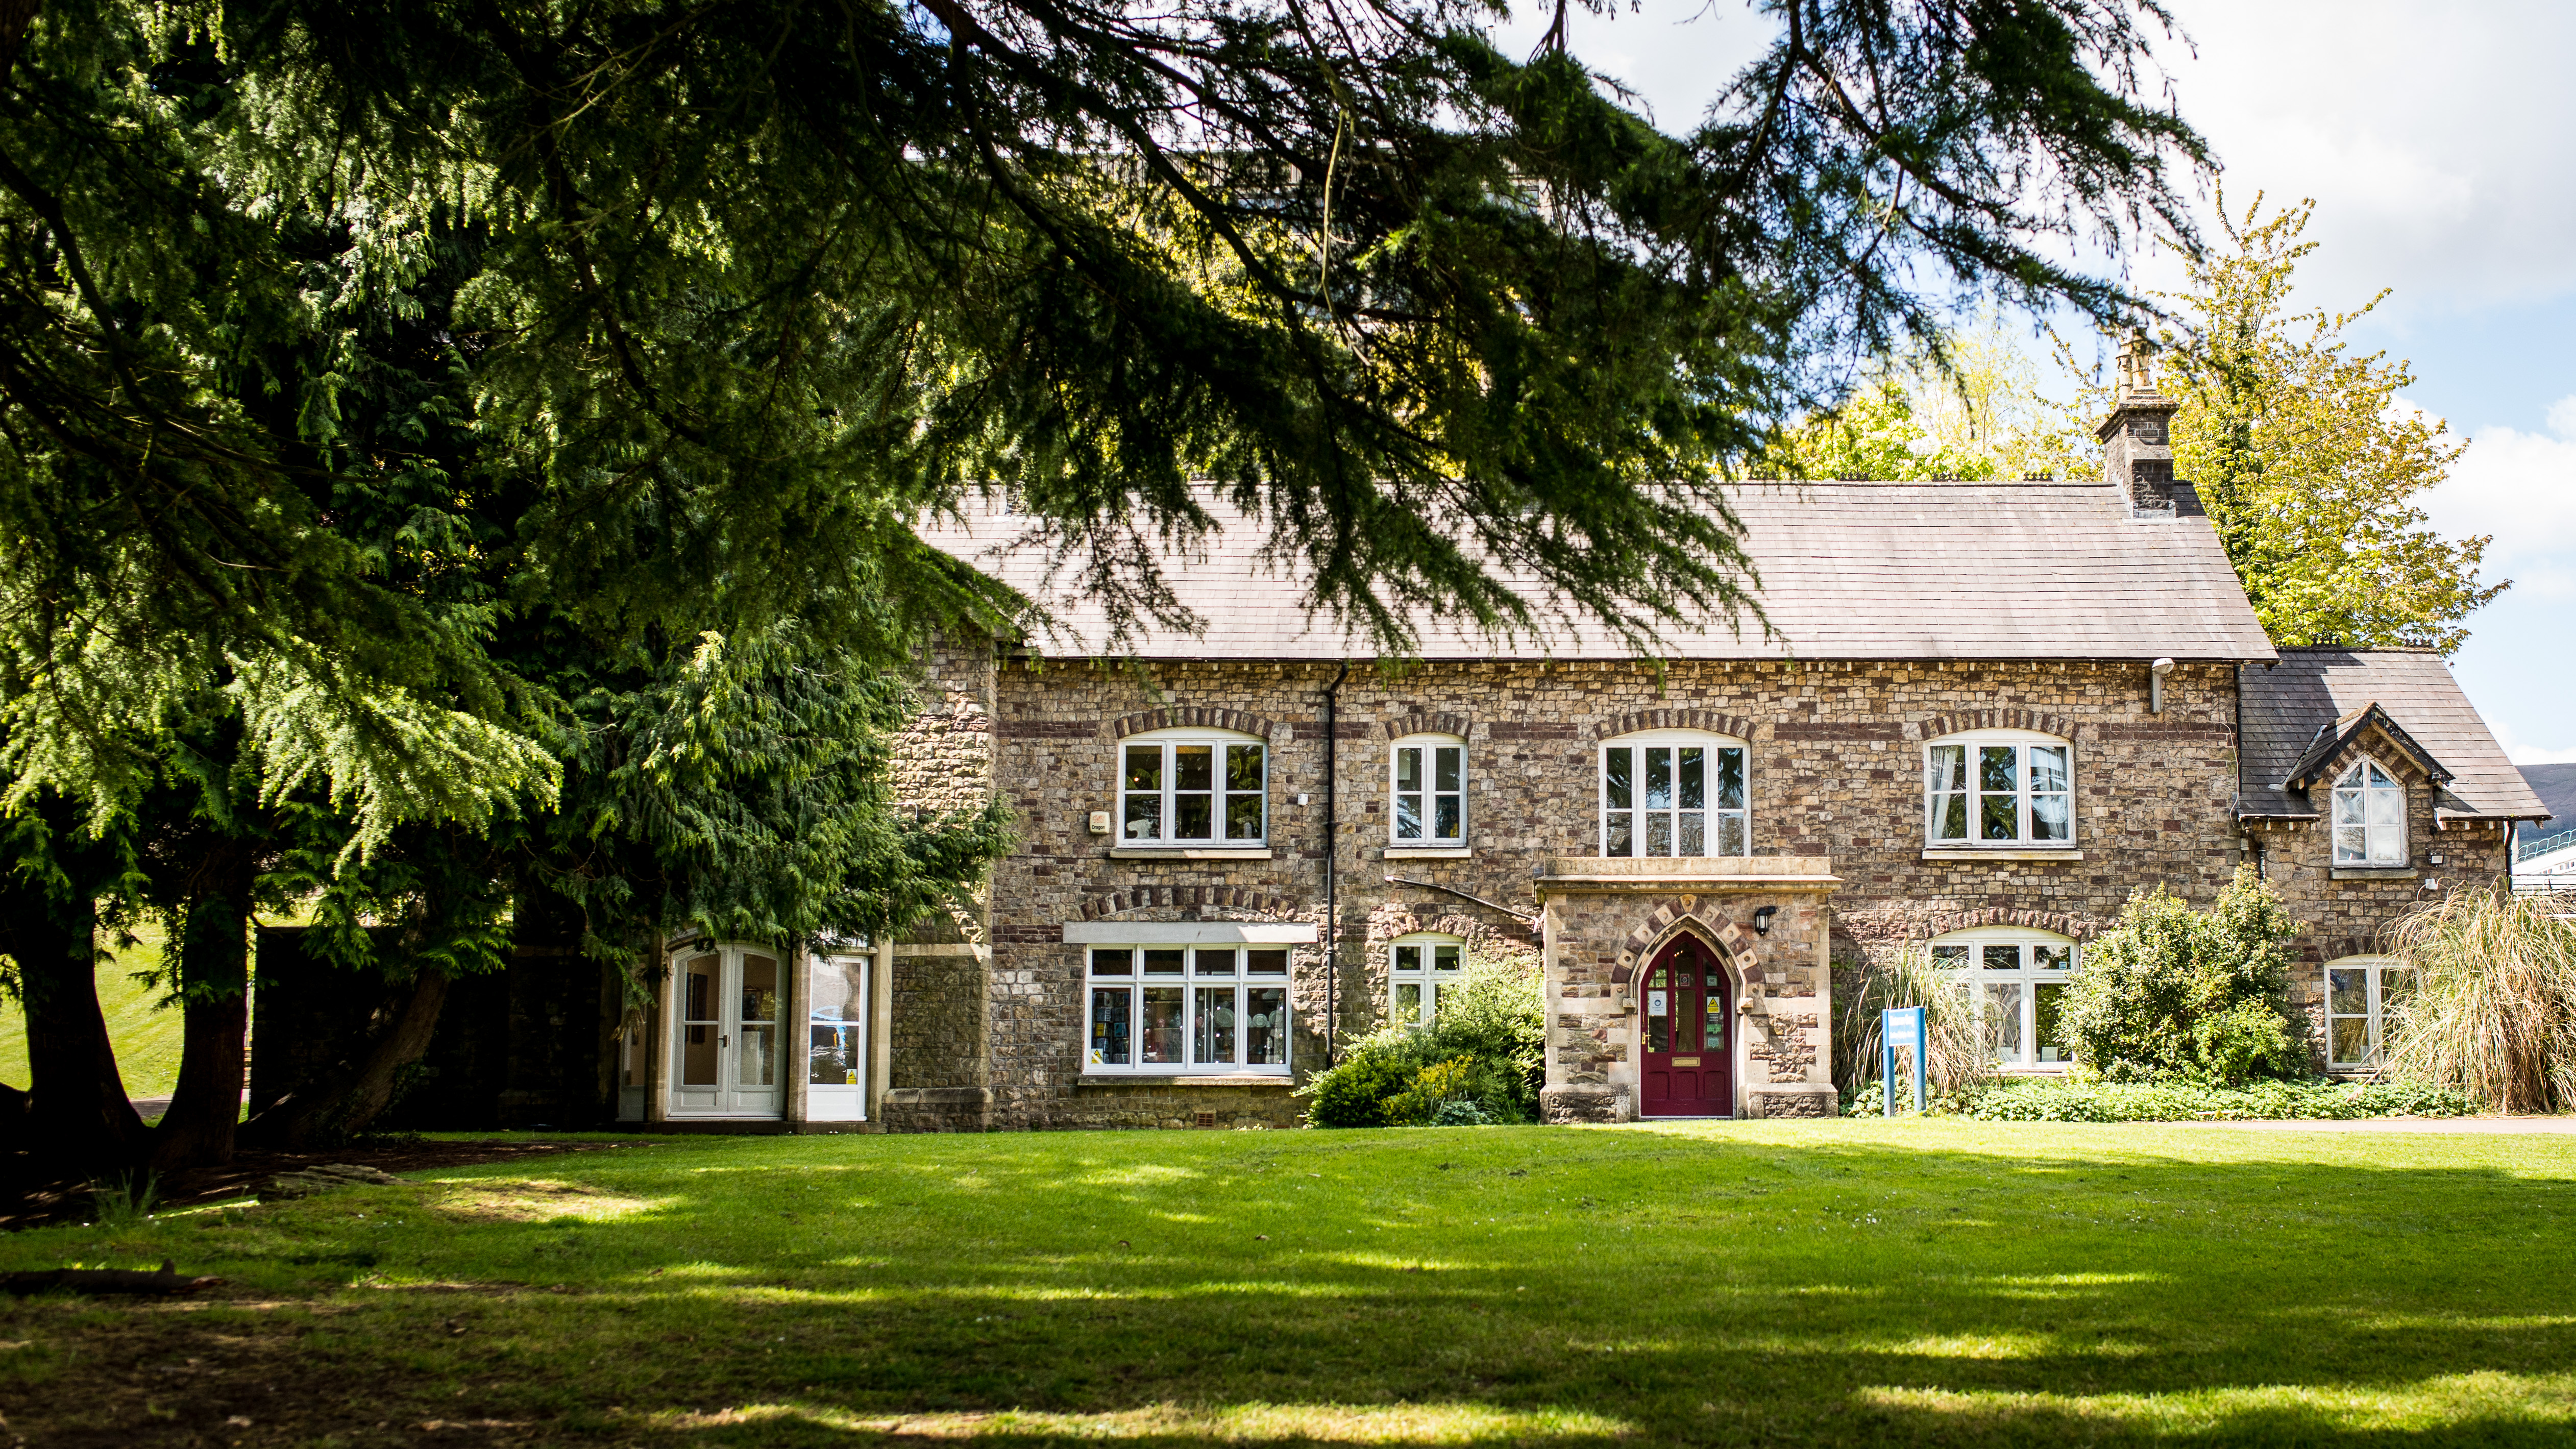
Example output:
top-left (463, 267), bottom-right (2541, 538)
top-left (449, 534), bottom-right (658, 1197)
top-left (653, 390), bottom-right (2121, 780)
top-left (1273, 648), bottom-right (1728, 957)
top-left (2239, 648), bottom-right (2548, 822)
top-left (2522, 763), bottom-right (2576, 831)
top-left (923, 479), bottom-right (2276, 663)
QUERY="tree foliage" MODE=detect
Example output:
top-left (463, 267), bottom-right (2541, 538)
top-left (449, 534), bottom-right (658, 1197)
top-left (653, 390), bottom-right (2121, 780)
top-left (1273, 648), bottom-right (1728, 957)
top-left (1768, 307), bottom-right (2091, 483)
top-left (2152, 193), bottom-right (2504, 652)
top-left (0, 0), bottom-right (2212, 832)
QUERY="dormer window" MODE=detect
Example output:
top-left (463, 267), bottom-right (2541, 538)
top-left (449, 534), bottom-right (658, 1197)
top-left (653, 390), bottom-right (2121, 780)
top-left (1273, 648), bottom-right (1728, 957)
top-left (1926, 731), bottom-right (2073, 847)
top-left (2332, 759), bottom-right (2406, 867)
top-left (1120, 730), bottom-right (1266, 846)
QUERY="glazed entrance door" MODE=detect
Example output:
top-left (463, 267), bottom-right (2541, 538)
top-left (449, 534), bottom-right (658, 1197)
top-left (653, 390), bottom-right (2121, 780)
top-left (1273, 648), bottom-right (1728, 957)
top-left (668, 946), bottom-right (784, 1117)
top-left (1638, 938), bottom-right (1733, 1117)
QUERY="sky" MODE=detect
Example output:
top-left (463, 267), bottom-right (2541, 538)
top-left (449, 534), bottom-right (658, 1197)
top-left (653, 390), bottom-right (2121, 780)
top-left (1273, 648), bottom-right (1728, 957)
top-left (1490, 0), bottom-right (2575, 763)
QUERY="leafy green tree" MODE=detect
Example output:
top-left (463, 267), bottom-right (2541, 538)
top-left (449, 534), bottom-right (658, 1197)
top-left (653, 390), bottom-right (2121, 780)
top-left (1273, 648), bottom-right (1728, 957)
top-left (2152, 193), bottom-right (2504, 652)
top-left (1771, 305), bottom-right (2095, 483)
top-left (3, 0), bottom-right (2214, 1169)
top-left (0, 0), bottom-right (2211, 829)
top-left (2058, 866), bottom-right (2304, 1086)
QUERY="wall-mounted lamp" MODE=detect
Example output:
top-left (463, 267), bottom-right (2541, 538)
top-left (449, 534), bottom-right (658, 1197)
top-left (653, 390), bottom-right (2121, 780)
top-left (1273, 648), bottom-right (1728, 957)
top-left (1752, 906), bottom-right (1779, 937)
top-left (2149, 656), bottom-right (2176, 714)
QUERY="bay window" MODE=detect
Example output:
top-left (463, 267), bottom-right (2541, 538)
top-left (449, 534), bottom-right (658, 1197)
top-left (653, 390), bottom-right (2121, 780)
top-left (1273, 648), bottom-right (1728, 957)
top-left (1601, 732), bottom-right (1749, 857)
top-left (1926, 732), bottom-right (2074, 847)
top-left (1120, 730), bottom-right (1266, 847)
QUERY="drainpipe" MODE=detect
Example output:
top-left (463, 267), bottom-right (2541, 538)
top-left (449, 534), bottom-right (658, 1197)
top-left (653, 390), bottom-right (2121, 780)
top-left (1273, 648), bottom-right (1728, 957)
top-left (1322, 659), bottom-right (1351, 1064)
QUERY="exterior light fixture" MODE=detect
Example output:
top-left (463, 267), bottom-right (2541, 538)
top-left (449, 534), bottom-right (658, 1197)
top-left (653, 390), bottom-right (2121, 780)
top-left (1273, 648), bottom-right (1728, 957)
top-left (1752, 906), bottom-right (1778, 936)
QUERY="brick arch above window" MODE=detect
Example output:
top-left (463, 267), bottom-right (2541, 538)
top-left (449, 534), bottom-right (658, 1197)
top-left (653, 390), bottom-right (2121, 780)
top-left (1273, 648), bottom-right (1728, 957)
top-left (1109, 706), bottom-right (1279, 740)
top-left (2304, 931), bottom-right (2389, 965)
top-left (1381, 710), bottom-right (1473, 741)
top-left (1594, 708), bottom-right (1757, 743)
top-left (1074, 885), bottom-right (1310, 921)
top-left (1918, 708), bottom-right (2077, 743)
top-left (1921, 906), bottom-right (2104, 942)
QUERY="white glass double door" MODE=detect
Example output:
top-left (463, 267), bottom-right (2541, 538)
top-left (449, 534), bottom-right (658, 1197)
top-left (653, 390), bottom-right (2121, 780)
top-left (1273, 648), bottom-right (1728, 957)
top-left (670, 945), bottom-right (783, 1116)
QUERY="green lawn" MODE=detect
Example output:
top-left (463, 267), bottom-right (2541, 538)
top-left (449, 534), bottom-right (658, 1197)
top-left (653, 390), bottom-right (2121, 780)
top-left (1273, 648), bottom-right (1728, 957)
top-left (4, 1121), bottom-right (2573, 1446)
top-left (0, 928), bottom-right (183, 1099)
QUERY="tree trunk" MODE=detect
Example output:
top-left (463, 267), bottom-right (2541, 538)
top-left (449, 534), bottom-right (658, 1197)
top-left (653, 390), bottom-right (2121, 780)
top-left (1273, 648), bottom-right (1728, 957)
top-left (5, 893), bottom-right (147, 1176)
top-left (150, 851), bottom-right (256, 1172)
top-left (239, 969), bottom-right (449, 1151)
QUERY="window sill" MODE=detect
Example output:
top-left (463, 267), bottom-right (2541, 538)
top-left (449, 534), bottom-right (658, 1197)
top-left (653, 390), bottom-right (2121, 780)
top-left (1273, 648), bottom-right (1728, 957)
top-left (1384, 846), bottom-right (1471, 859)
top-left (1108, 847), bottom-right (1274, 861)
top-left (1921, 848), bottom-right (2083, 862)
top-left (1077, 1073), bottom-right (1294, 1087)
top-left (2330, 866), bottom-right (2417, 880)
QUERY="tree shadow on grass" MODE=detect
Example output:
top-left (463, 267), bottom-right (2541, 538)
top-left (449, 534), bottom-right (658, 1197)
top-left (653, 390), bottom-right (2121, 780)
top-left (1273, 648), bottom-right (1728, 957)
top-left (4, 1128), bottom-right (2573, 1445)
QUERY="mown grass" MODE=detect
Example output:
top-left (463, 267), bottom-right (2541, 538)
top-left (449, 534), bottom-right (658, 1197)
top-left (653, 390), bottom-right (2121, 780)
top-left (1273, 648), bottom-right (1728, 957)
top-left (4, 1120), bottom-right (2574, 1446)
top-left (0, 927), bottom-right (183, 1099)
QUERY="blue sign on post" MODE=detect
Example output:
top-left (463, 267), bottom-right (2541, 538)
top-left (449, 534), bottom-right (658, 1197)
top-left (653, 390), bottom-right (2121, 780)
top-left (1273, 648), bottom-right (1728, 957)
top-left (1883, 1006), bottom-right (1928, 1118)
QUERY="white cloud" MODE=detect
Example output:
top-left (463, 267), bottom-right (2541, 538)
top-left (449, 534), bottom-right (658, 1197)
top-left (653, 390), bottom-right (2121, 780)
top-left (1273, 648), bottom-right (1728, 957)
top-left (2423, 395), bottom-right (2576, 588)
top-left (2154, 2), bottom-right (2576, 316)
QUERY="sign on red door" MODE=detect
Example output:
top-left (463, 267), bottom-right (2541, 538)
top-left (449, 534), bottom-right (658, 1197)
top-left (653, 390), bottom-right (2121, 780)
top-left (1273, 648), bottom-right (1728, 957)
top-left (1639, 938), bottom-right (1733, 1117)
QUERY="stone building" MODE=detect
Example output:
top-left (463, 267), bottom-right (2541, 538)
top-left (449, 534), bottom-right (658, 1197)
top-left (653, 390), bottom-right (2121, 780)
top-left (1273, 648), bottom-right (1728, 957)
top-left (341, 374), bottom-right (2547, 1133)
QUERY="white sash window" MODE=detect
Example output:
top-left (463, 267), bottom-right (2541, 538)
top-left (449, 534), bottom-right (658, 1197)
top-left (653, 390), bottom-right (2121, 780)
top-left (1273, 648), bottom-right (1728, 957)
top-left (1390, 735), bottom-right (1466, 844)
top-left (1932, 927), bottom-right (2076, 1069)
top-left (1600, 731), bottom-right (1750, 857)
top-left (1119, 729), bottom-right (1266, 846)
top-left (1926, 731), bottom-right (2075, 847)
top-left (2331, 760), bottom-right (2407, 866)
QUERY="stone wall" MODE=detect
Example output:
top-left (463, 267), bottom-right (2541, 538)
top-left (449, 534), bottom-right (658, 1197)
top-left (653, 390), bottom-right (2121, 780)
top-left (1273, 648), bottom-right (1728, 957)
top-left (888, 652), bottom-right (2266, 1127)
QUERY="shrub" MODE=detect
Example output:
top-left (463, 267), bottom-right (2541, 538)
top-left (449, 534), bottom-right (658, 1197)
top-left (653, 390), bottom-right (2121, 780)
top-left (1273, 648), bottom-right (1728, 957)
top-left (1300, 941), bottom-right (1544, 1126)
top-left (1423, 949), bottom-right (1545, 1120)
top-left (2057, 865), bottom-right (2302, 1084)
top-left (1953, 1076), bottom-right (2476, 1122)
top-left (1833, 943), bottom-right (1988, 1106)
top-left (2382, 887), bottom-right (2576, 1113)
top-left (1385, 1056), bottom-right (1487, 1126)
top-left (1301, 1027), bottom-right (1438, 1127)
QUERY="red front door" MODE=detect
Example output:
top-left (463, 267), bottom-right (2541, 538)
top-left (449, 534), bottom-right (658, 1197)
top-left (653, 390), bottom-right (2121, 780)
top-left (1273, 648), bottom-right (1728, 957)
top-left (1639, 938), bottom-right (1733, 1117)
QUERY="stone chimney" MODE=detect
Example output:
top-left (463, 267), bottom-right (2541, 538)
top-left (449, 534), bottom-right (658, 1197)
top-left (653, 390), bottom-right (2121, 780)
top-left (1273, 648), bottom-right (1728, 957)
top-left (2095, 328), bottom-right (2181, 517)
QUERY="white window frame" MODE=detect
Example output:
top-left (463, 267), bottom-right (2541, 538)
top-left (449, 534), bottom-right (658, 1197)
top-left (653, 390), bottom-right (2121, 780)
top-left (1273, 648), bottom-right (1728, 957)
top-left (1925, 729), bottom-right (2076, 848)
top-left (1599, 730), bottom-right (1751, 858)
top-left (2331, 759), bottom-right (2408, 867)
top-left (2324, 955), bottom-right (2411, 1070)
top-left (1389, 734), bottom-right (1467, 845)
top-left (1082, 943), bottom-right (1292, 1076)
top-left (804, 948), bottom-right (871, 1122)
top-left (1387, 932), bottom-right (1464, 1027)
top-left (1117, 728), bottom-right (1267, 848)
top-left (1931, 926), bottom-right (2077, 1071)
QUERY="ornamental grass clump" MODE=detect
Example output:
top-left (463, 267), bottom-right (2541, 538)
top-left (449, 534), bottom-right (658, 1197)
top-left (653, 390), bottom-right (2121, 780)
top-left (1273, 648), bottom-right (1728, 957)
top-left (2381, 888), bottom-right (2576, 1113)
top-left (2058, 865), bottom-right (2303, 1085)
top-left (1833, 945), bottom-right (1987, 1107)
